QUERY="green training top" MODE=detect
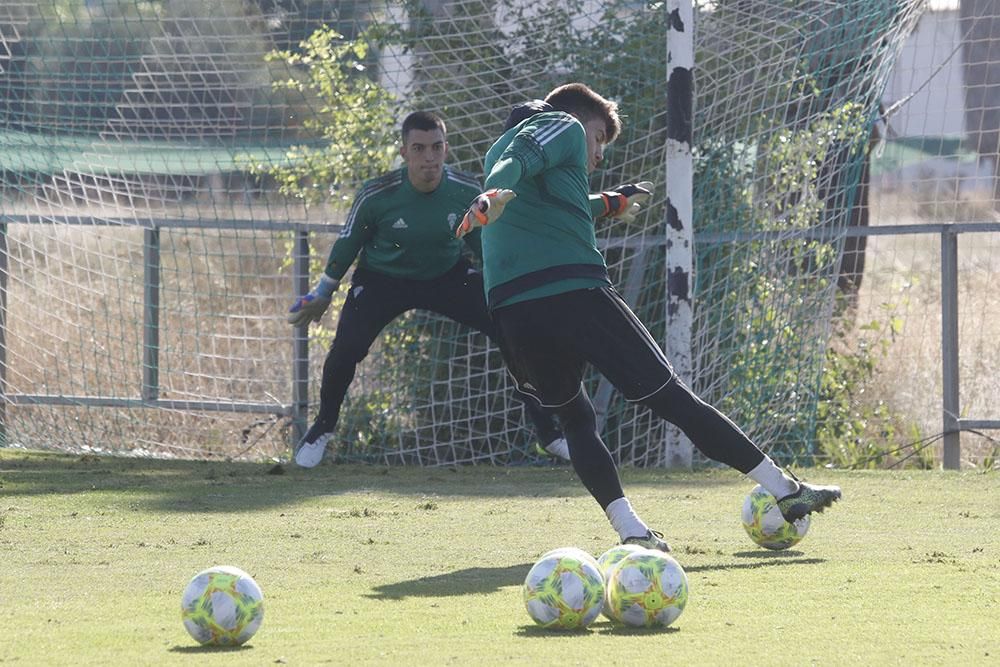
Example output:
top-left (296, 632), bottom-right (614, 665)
top-left (324, 165), bottom-right (483, 281)
top-left (479, 111), bottom-right (611, 310)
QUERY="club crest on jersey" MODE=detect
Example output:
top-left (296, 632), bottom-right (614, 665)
top-left (447, 212), bottom-right (458, 230)
top-left (392, 218), bottom-right (408, 229)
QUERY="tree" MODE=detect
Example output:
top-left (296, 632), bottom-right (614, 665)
top-left (248, 25), bottom-right (398, 203)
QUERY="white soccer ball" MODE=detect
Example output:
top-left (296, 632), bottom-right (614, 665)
top-left (605, 551), bottom-right (689, 628)
top-left (523, 548), bottom-right (605, 630)
top-left (597, 544), bottom-right (649, 577)
top-left (741, 484), bottom-right (810, 550)
top-left (596, 544), bottom-right (650, 619)
top-left (181, 565), bottom-right (264, 646)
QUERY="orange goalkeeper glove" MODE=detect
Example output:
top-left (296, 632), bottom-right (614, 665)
top-left (600, 181), bottom-right (654, 223)
top-left (455, 188), bottom-right (516, 239)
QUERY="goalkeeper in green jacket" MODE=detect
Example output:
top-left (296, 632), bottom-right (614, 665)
top-left (457, 84), bottom-right (841, 551)
top-left (287, 111), bottom-right (565, 468)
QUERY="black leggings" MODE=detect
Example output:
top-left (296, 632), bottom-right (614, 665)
top-left (315, 261), bottom-right (559, 443)
top-left (643, 377), bottom-right (765, 474)
top-left (556, 379), bottom-right (766, 510)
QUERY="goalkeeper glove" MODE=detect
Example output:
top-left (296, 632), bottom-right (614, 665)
top-left (287, 274), bottom-right (339, 327)
top-left (455, 189), bottom-right (516, 239)
top-left (600, 181), bottom-right (654, 223)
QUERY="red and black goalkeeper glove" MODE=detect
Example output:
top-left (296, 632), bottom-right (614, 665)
top-left (600, 181), bottom-right (654, 222)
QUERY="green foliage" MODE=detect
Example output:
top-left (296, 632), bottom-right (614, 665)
top-left (392, 0), bottom-right (667, 187)
top-left (816, 313), bottom-right (900, 468)
top-left (503, 0), bottom-right (668, 189)
top-left (815, 303), bottom-right (932, 470)
top-left (695, 101), bottom-right (873, 461)
top-left (252, 25), bottom-right (398, 205)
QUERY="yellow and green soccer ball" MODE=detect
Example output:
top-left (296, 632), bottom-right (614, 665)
top-left (597, 544), bottom-right (649, 577)
top-left (523, 548), bottom-right (605, 630)
top-left (597, 544), bottom-right (649, 619)
top-left (181, 565), bottom-right (264, 646)
top-left (741, 484), bottom-right (810, 550)
top-left (605, 551), bottom-right (689, 628)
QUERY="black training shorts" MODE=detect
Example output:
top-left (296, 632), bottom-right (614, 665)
top-left (492, 286), bottom-right (675, 408)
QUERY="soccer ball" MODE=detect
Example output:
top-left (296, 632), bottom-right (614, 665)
top-left (596, 544), bottom-right (649, 577)
top-left (605, 551), bottom-right (689, 628)
top-left (596, 544), bottom-right (649, 619)
top-left (181, 565), bottom-right (264, 646)
top-left (523, 548), bottom-right (605, 630)
top-left (741, 484), bottom-right (810, 550)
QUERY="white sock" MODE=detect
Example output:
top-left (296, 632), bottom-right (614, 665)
top-left (605, 497), bottom-right (650, 541)
top-left (544, 437), bottom-right (570, 460)
top-left (747, 457), bottom-right (799, 499)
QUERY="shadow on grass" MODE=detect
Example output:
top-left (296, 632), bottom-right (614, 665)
top-left (731, 549), bottom-right (810, 559)
top-left (365, 552), bottom-right (823, 602)
top-left (513, 622), bottom-right (680, 637)
top-left (168, 644), bottom-right (256, 654)
top-left (513, 624), bottom-right (592, 637)
top-left (684, 554), bottom-right (825, 573)
top-left (366, 563), bottom-right (532, 600)
top-left (0, 450), bottom-right (748, 514)
top-left (595, 623), bottom-right (681, 636)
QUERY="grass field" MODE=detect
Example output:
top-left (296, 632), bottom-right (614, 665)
top-left (1, 450), bottom-right (997, 666)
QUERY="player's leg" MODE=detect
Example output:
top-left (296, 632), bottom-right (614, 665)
top-left (492, 295), bottom-right (668, 550)
top-left (295, 271), bottom-right (410, 467)
top-left (579, 286), bottom-right (841, 519)
top-left (645, 377), bottom-right (841, 520)
top-left (421, 260), bottom-right (567, 459)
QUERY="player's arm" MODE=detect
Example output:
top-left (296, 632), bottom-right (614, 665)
top-left (589, 182), bottom-right (654, 222)
top-left (483, 156), bottom-right (524, 191)
top-left (287, 193), bottom-right (374, 326)
top-left (456, 116), bottom-right (578, 239)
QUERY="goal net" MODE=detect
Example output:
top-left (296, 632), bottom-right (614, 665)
top-left (0, 0), bottom-right (923, 464)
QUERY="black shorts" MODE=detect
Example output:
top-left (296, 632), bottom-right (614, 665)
top-left (334, 259), bottom-right (495, 358)
top-left (492, 286), bottom-right (675, 408)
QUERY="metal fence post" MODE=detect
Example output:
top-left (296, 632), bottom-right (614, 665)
top-left (940, 227), bottom-right (960, 470)
top-left (291, 229), bottom-right (311, 446)
top-left (142, 227), bottom-right (161, 402)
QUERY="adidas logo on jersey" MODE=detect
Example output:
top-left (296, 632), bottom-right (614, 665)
top-left (392, 218), bottom-right (408, 229)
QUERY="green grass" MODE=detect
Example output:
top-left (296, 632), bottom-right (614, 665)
top-left (1, 450), bottom-right (997, 666)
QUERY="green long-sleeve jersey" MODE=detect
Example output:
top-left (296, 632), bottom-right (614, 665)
top-left (323, 165), bottom-right (483, 281)
top-left (479, 111), bottom-right (611, 310)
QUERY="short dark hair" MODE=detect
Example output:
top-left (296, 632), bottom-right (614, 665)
top-left (401, 111), bottom-right (446, 142)
top-left (543, 83), bottom-right (621, 143)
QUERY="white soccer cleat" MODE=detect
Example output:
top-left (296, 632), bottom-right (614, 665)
top-left (544, 436), bottom-right (571, 461)
top-left (534, 436), bottom-right (571, 462)
top-left (294, 432), bottom-right (333, 468)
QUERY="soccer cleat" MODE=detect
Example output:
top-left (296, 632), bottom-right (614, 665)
top-left (294, 421), bottom-right (335, 468)
top-left (776, 481), bottom-right (842, 523)
top-left (623, 530), bottom-right (671, 553)
top-left (535, 436), bottom-right (571, 462)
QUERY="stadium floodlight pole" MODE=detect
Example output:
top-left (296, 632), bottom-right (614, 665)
top-left (664, 0), bottom-right (695, 468)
